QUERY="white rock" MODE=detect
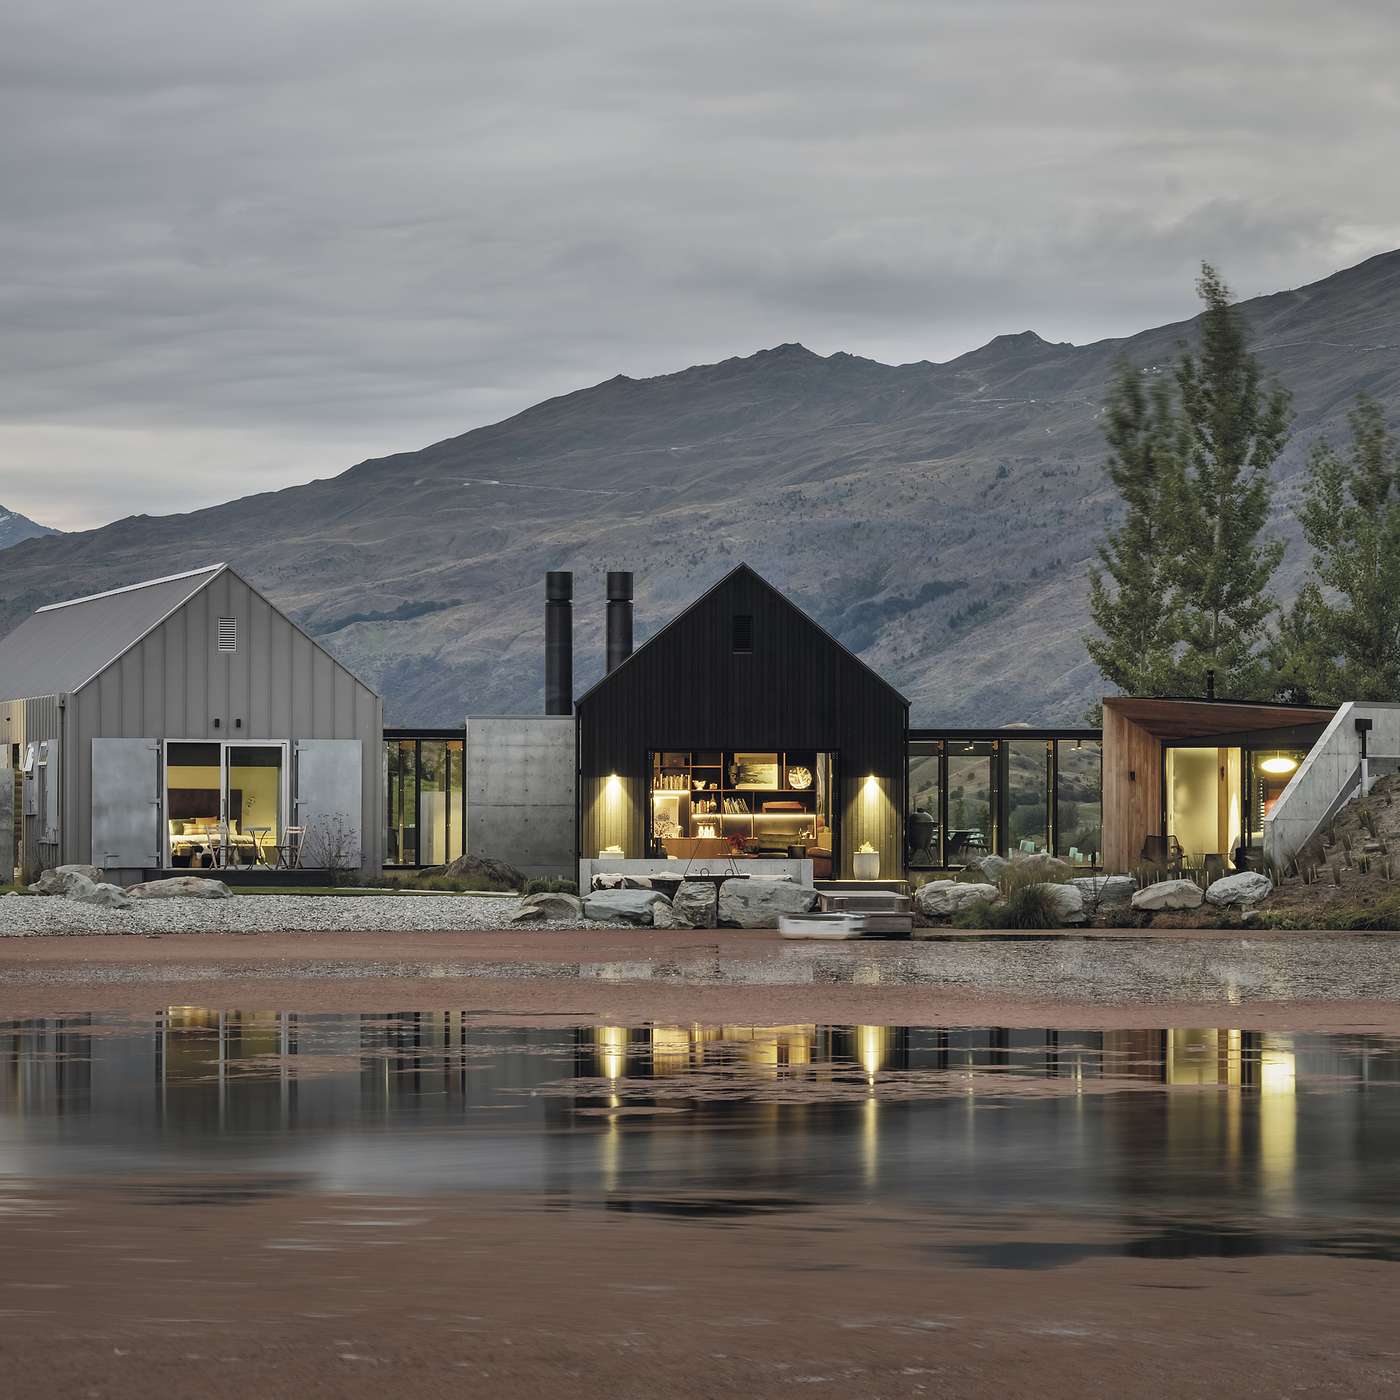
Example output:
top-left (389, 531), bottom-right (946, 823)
top-left (1204, 871), bottom-right (1274, 907)
top-left (978, 854), bottom-right (1009, 881)
top-left (1130, 878), bottom-right (1203, 911)
top-left (125, 876), bottom-right (232, 900)
top-left (915, 881), bottom-right (1000, 918)
top-left (1009, 851), bottom-right (1073, 881)
top-left (515, 891), bottom-right (584, 920)
top-left (1069, 875), bottom-right (1136, 908)
top-left (582, 888), bottom-right (671, 925)
top-left (1032, 881), bottom-right (1086, 924)
top-left (717, 878), bottom-right (818, 929)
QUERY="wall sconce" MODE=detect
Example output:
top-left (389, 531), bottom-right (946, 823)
top-left (1127, 769), bottom-right (1136, 782)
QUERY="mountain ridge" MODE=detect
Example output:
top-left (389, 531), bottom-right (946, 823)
top-left (0, 506), bottom-right (60, 553)
top-left (3, 249), bottom-right (1399, 724)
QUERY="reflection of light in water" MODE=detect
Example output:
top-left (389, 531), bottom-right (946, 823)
top-left (863, 1097), bottom-right (878, 1186)
top-left (1259, 1035), bottom-right (1297, 1211)
top-left (857, 1026), bottom-right (887, 1083)
top-left (597, 1026), bottom-right (627, 1081)
top-left (650, 1026), bottom-right (690, 1076)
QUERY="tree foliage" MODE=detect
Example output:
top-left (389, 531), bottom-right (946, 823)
top-left (1086, 264), bottom-right (1291, 700)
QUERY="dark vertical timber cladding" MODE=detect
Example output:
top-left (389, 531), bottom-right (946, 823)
top-left (576, 566), bottom-right (908, 878)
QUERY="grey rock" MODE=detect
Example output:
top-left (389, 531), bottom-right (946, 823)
top-left (582, 888), bottom-right (671, 925)
top-left (1069, 875), bottom-right (1136, 909)
top-left (517, 891), bottom-right (584, 921)
top-left (978, 854), bottom-right (1009, 881)
top-left (672, 881), bottom-right (719, 929)
top-left (1033, 881), bottom-right (1086, 924)
top-left (717, 878), bottom-right (818, 928)
top-left (54, 874), bottom-right (135, 909)
top-left (1204, 871), bottom-right (1274, 907)
top-left (28, 864), bottom-right (103, 895)
top-left (914, 880), bottom-right (1000, 918)
top-left (437, 853), bottom-right (525, 891)
top-left (125, 876), bottom-right (233, 900)
top-left (1009, 851), bottom-right (1073, 882)
top-left (1130, 878), bottom-right (1203, 911)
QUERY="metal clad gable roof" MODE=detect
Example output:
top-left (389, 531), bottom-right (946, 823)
top-left (0, 564), bottom-right (225, 700)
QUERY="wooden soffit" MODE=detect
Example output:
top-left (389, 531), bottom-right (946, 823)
top-left (1102, 697), bottom-right (1335, 740)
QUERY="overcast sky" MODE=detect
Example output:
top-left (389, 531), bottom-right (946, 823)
top-left (3, 0), bottom-right (1397, 531)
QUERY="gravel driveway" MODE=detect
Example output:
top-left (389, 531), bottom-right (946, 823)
top-left (0, 893), bottom-right (611, 936)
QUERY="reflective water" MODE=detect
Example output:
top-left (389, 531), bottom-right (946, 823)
top-left (4, 1012), bottom-right (1400, 1264)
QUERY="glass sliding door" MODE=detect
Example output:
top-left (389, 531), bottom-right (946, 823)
top-left (385, 739), bottom-right (417, 866)
top-left (1055, 739), bottom-right (1102, 868)
top-left (1006, 738), bottom-right (1051, 855)
top-left (382, 735), bottom-right (465, 867)
top-left (223, 744), bottom-right (285, 866)
top-left (165, 741), bottom-right (223, 868)
top-left (945, 740), bottom-right (997, 867)
top-left (906, 740), bottom-right (942, 868)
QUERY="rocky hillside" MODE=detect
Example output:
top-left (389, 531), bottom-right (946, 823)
top-left (0, 506), bottom-right (59, 553)
top-left (2, 251), bottom-right (1399, 723)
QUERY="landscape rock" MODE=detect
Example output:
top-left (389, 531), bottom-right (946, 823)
top-left (1204, 871), bottom-right (1274, 907)
top-left (51, 874), bottom-right (135, 909)
top-left (1009, 851), bottom-right (1073, 881)
top-left (125, 876), bottom-right (232, 900)
top-left (28, 865), bottom-right (103, 895)
top-left (915, 880), bottom-right (1000, 918)
top-left (978, 854), bottom-right (1009, 881)
top-left (582, 888), bottom-right (671, 925)
top-left (1131, 878), bottom-right (1203, 912)
top-left (515, 891), bottom-right (584, 921)
top-left (672, 880), bottom-right (719, 929)
top-left (1033, 881), bottom-right (1086, 924)
top-left (436, 853), bottom-right (526, 891)
top-left (1070, 875), bottom-right (1136, 909)
top-left (717, 878), bottom-right (818, 928)
top-left (590, 873), bottom-right (654, 890)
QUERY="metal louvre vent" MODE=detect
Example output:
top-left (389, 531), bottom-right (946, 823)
top-left (732, 613), bottom-right (753, 653)
top-left (216, 616), bottom-right (237, 653)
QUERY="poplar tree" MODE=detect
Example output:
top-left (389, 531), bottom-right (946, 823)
top-left (1085, 365), bottom-right (1180, 695)
top-left (1283, 396), bottom-right (1400, 701)
top-left (1163, 264), bottom-right (1291, 696)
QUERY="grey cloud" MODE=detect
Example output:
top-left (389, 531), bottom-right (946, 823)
top-left (2, 0), bottom-right (1398, 527)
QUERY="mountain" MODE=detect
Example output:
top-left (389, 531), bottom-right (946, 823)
top-left (2, 251), bottom-right (1400, 724)
top-left (0, 506), bottom-right (60, 552)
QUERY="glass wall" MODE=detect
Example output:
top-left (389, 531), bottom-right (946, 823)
top-left (165, 741), bottom-right (284, 867)
top-left (1246, 748), bottom-right (1306, 852)
top-left (384, 734), bottom-right (464, 868)
top-left (906, 732), bottom-right (1101, 871)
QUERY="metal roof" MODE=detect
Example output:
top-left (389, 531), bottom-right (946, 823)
top-left (0, 564), bottom-right (226, 700)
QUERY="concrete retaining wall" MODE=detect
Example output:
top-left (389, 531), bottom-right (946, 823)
top-left (465, 716), bottom-right (576, 879)
top-left (1264, 702), bottom-right (1400, 869)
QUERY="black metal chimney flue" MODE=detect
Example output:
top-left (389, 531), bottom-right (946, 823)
top-left (545, 571), bottom-right (573, 715)
top-left (1205, 668), bottom-right (1216, 702)
top-left (606, 570), bottom-right (634, 673)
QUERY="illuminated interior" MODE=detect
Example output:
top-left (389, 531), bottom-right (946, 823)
top-left (165, 741), bottom-right (283, 867)
top-left (1166, 743), bottom-right (1307, 865)
top-left (648, 751), bottom-right (835, 876)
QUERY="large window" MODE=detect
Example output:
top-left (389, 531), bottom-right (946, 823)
top-left (907, 740), bottom-right (942, 868)
top-left (384, 734), bottom-right (465, 868)
top-left (1055, 738), bottom-right (1101, 868)
top-left (946, 741), bottom-right (998, 867)
top-left (165, 741), bottom-right (285, 867)
top-left (1006, 738), bottom-right (1051, 855)
top-left (648, 751), bottom-right (835, 875)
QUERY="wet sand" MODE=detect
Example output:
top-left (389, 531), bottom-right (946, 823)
top-left (2, 928), bottom-right (1400, 1033)
top-left (4, 1185), bottom-right (1398, 1399)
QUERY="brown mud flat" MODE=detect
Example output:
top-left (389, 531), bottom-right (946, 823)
top-left (1, 1184), bottom-right (1397, 1399)
top-left (2, 929), bottom-right (1400, 1032)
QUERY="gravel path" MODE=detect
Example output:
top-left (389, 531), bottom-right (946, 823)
top-left (0, 893), bottom-right (615, 936)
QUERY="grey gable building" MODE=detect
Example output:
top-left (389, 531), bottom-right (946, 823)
top-left (1, 564), bottom-right (382, 883)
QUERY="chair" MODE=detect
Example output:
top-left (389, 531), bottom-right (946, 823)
top-left (1140, 834), bottom-right (1183, 874)
top-left (274, 826), bottom-right (305, 870)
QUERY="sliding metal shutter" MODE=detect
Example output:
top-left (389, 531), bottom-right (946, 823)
top-left (92, 739), bottom-right (161, 870)
top-left (295, 740), bottom-right (363, 869)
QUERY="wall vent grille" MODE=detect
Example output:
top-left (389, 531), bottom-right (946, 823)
top-left (216, 617), bottom-right (237, 653)
top-left (732, 613), bottom-right (753, 653)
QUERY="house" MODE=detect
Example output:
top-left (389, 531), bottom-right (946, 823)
top-left (0, 564), bottom-right (383, 884)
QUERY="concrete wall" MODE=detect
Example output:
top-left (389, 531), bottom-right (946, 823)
top-left (0, 745), bottom-right (12, 883)
top-left (1264, 703), bottom-right (1400, 869)
top-left (465, 716), bottom-right (575, 879)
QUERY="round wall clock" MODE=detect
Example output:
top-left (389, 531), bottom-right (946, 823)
top-left (788, 765), bottom-right (813, 790)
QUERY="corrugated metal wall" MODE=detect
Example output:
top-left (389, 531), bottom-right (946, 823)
top-left (0, 696), bottom-right (61, 881)
top-left (63, 570), bottom-right (383, 873)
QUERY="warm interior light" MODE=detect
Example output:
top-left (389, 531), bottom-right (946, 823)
top-left (1260, 755), bottom-right (1298, 775)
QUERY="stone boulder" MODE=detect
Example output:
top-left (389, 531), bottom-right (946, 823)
top-left (582, 888), bottom-right (671, 925)
top-left (46, 873), bottom-right (135, 909)
top-left (915, 880), bottom-right (1000, 918)
top-left (590, 873), bottom-right (654, 890)
top-left (1009, 851), bottom-right (1073, 882)
top-left (1204, 872), bottom-right (1274, 907)
top-left (1032, 881), bottom-right (1086, 925)
top-left (978, 854), bottom-right (1009, 881)
top-left (126, 876), bottom-right (232, 900)
top-left (717, 878), bottom-right (819, 929)
top-left (1130, 878), bottom-right (1203, 912)
top-left (436, 853), bottom-right (526, 891)
top-left (671, 881), bottom-right (719, 929)
top-left (1069, 875), bottom-right (1136, 910)
top-left (28, 864), bottom-right (103, 895)
top-left (510, 891), bottom-right (584, 923)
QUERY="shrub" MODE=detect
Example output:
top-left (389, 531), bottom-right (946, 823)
top-left (522, 877), bottom-right (578, 897)
top-left (951, 897), bottom-right (1002, 929)
top-left (997, 882), bottom-right (1063, 929)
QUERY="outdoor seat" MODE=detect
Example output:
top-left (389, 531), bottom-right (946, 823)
top-left (1141, 834), bottom-right (1184, 874)
top-left (274, 826), bottom-right (306, 870)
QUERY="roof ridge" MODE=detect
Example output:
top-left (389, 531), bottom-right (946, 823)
top-left (35, 563), bottom-right (226, 613)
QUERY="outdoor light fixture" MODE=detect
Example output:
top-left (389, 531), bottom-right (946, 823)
top-left (1259, 755), bottom-right (1299, 776)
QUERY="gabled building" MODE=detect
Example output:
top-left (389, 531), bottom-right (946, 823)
top-left (0, 564), bottom-right (382, 883)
